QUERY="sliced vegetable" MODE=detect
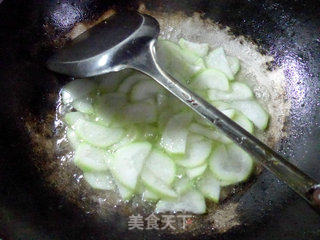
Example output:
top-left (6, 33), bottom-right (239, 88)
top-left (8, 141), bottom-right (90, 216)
top-left (94, 93), bottom-right (127, 126)
top-left (108, 126), bottom-right (139, 152)
top-left (139, 124), bottom-right (159, 142)
top-left (191, 69), bottom-right (229, 91)
top-left (130, 80), bottom-right (163, 102)
top-left (197, 172), bottom-right (220, 202)
top-left (123, 101), bottom-right (157, 123)
top-left (66, 128), bottom-right (81, 148)
top-left (156, 93), bottom-right (168, 110)
top-left (155, 189), bottom-right (206, 214)
top-left (233, 112), bottom-right (254, 134)
top-left (141, 167), bottom-right (178, 199)
top-left (61, 79), bottom-right (96, 104)
top-left (176, 135), bottom-right (211, 168)
top-left (110, 142), bottom-right (152, 190)
top-left (118, 73), bottom-right (151, 94)
top-left (178, 38), bottom-right (209, 57)
top-left (186, 163), bottom-right (207, 180)
top-left (74, 119), bottom-right (124, 148)
top-left (208, 82), bottom-right (253, 101)
top-left (135, 181), bottom-right (145, 194)
top-left (83, 172), bottom-right (115, 190)
top-left (211, 101), bottom-right (232, 111)
top-left (187, 133), bottom-right (205, 143)
top-left (157, 39), bottom-right (205, 81)
top-left (74, 143), bottom-right (112, 172)
top-left (158, 110), bottom-right (173, 130)
top-left (209, 144), bottom-right (253, 183)
top-left (142, 189), bottom-right (160, 201)
top-left (222, 109), bottom-right (237, 119)
top-left (226, 56), bottom-right (240, 75)
top-left (115, 180), bottom-right (134, 201)
top-left (195, 109), bottom-right (236, 127)
top-left (144, 149), bottom-right (176, 185)
top-left (65, 111), bottom-right (87, 127)
top-left (160, 112), bottom-right (193, 154)
top-left (173, 177), bottom-right (192, 195)
top-left (98, 69), bottom-right (133, 93)
top-left (189, 123), bottom-right (230, 143)
top-left (206, 47), bottom-right (234, 80)
top-left (72, 97), bottom-right (94, 114)
top-left (231, 100), bottom-right (269, 130)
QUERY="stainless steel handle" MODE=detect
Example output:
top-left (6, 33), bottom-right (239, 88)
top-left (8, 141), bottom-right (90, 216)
top-left (130, 40), bottom-right (320, 212)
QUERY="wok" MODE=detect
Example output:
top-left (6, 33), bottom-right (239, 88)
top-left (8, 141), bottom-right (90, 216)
top-left (0, 0), bottom-right (319, 239)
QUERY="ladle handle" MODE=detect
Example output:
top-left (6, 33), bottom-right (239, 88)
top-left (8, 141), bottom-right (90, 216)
top-left (130, 40), bottom-right (320, 213)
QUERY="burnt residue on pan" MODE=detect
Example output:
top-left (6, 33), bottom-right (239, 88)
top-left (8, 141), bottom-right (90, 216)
top-left (24, 2), bottom-right (291, 237)
top-left (2, 0), bottom-right (319, 239)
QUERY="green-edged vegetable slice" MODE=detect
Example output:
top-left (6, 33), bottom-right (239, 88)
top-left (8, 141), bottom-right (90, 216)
top-left (65, 111), bottom-right (88, 127)
top-left (208, 82), bottom-right (253, 101)
top-left (186, 163), bottom-right (208, 180)
top-left (72, 97), bottom-right (94, 114)
top-left (98, 69), bottom-right (133, 93)
top-left (144, 149), bottom-right (176, 185)
top-left (94, 93), bottom-right (127, 126)
top-left (191, 69), bottom-right (229, 91)
top-left (115, 180), bottom-right (134, 201)
top-left (231, 100), bottom-right (269, 130)
top-left (83, 172), bottom-right (115, 190)
top-left (197, 171), bottom-right (220, 203)
top-left (209, 143), bottom-right (253, 184)
top-left (155, 189), bottom-right (206, 214)
top-left (123, 101), bottom-right (157, 124)
top-left (173, 176), bottom-right (192, 195)
top-left (160, 112), bottom-right (193, 154)
top-left (66, 128), bottom-right (81, 148)
top-left (141, 166), bottom-right (178, 199)
top-left (176, 134), bottom-right (212, 168)
top-left (61, 79), bottom-right (96, 104)
top-left (226, 56), bottom-right (240, 76)
top-left (157, 39), bottom-right (205, 81)
top-left (206, 47), bottom-right (234, 80)
top-left (118, 72), bottom-right (151, 94)
top-left (74, 143), bottom-right (112, 172)
top-left (130, 79), bottom-right (163, 102)
top-left (110, 142), bottom-right (151, 190)
top-left (178, 38), bottom-right (209, 57)
top-left (74, 119), bottom-right (124, 148)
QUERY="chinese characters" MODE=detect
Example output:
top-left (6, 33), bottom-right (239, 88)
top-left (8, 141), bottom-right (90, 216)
top-left (128, 213), bottom-right (192, 230)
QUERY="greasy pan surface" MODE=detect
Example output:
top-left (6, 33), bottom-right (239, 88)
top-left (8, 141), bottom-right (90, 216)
top-left (0, 0), bottom-right (319, 239)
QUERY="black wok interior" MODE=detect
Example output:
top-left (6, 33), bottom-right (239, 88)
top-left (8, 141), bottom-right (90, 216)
top-left (0, 0), bottom-right (319, 239)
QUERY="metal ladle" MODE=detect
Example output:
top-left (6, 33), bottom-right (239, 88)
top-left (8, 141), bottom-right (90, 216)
top-left (47, 11), bottom-right (320, 212)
